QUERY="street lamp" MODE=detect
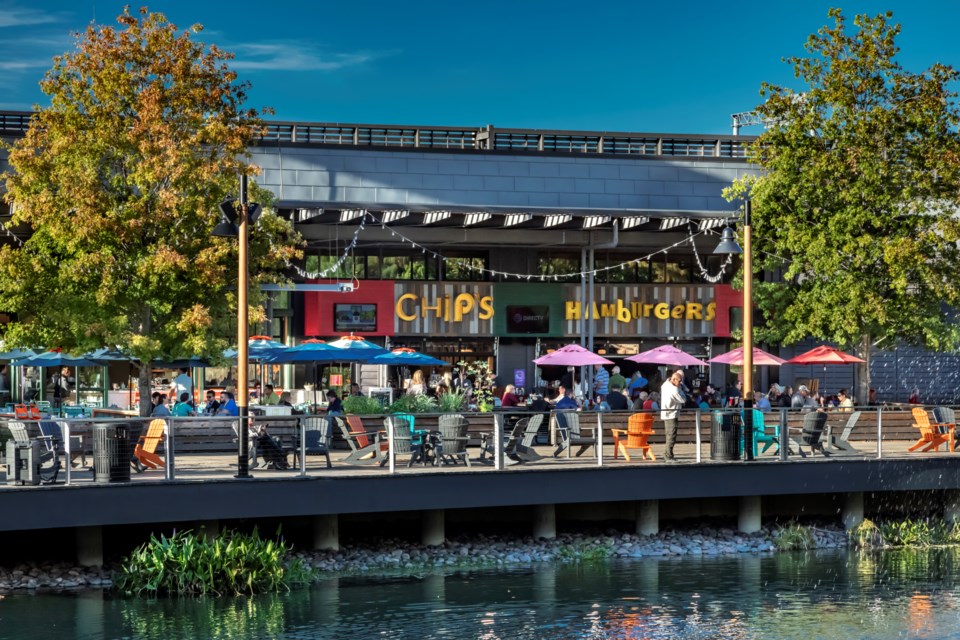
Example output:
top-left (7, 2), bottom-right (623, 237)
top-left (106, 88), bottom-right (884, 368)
top-left (714, 200), bottom-right (753, 461)
top-left (214, 174), bottom-right (261, 478)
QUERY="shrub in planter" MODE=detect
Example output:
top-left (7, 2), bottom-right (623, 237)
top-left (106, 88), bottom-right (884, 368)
top-left (342, 395), bottom-right (385, 415)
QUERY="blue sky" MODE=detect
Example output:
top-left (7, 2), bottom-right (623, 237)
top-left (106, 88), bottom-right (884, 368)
top-left (1, 1), bottom-right (958, 134)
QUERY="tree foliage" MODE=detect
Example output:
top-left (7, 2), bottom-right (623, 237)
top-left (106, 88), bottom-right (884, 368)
top-left (726, 9), bottom-right (960, 395)
top-left (0, 8), bottom-right (302, 366)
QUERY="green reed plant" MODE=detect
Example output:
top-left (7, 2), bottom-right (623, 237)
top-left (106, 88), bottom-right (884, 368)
top-left (772, 523), bottom-right (815, 551)
top-left (437, 388), bottom-right (467, 413)
top-left (342, 395), bottom-right (385, 415)
top-left (387, 393), bottom-right (438, 414)
top-left (849, 518), bottom-right (885, 549)
top-left (115, 527), bottom-right (313, 596)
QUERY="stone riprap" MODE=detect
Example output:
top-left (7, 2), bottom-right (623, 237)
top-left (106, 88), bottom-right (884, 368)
top-left (0, 523), bottom-right (848, 592)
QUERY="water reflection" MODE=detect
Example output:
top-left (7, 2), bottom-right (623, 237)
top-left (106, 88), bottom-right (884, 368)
top-left (2, 548), bottom-right (960, 639)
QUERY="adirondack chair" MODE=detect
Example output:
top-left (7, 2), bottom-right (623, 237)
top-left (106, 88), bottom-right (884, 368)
top-left (6, 420), bottom-right (60, 484)
top-left (909, 407), bottom-right (954, 453)
top-left (294, 416), bottom-right (332, 468)
top-left (133, 419), bottom-right (166, 472)
top-left (742, 409), bottom-right (779, 456)
top-left (790, 411), bottom-right (829, 458)
top-left (63, 406), bottom-right (86, 418)
top-left (437, 414), bottom-right (471, 466)
top-left (478, 415), bottom-right (526, 464)
top-left (37, 419), bottom-right (86, 468)
top-left (612, 413), bottom-right (655, 461)
top-left (933, 407), bottom-right (958, 447)
top-left (825, 410), bottom-right (862, 453)
top-left (336, 415), bottom-right (381, 464)
top-left (514, 413), bottom-right (544, 462)
top-left (379, 415), bottom-right (414, 467)
top-left (553, 411), bottom-right (596, 458)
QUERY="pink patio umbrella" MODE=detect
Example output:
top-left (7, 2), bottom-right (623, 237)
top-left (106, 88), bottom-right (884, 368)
top-left (626, 345), bottom-right (708, 367)
top-left (533, 343), bottom-right (613, 367)
top-left (708, 346), bottom-right (786, 366)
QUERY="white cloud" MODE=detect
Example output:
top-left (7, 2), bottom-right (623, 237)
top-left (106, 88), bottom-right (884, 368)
top-left (230, 42), bottom-right (386, 72)
top-left (0, 8), bottom-right (60, 28)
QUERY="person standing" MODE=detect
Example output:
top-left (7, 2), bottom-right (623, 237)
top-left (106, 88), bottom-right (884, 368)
top-left (593, 364), bottom-right (610, 402)
top-left (170, 368), bottom-right (193, 405)
top-left (608, 366), bottom-right (627, 394)
top-left (407, 370), bottom-right (426, 396)
top-left (660, 371), bottom-right (685, 461)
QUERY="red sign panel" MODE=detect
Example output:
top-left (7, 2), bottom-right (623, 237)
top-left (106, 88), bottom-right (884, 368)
top-left (303, 280), bottom-right (395, 337)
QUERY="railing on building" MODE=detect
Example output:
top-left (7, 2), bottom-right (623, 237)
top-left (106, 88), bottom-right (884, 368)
top-left (0, 111), bottom-right (754, 160)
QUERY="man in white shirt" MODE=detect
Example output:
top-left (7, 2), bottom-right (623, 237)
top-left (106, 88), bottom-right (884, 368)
top-left (170, 368), bottom-right (193, 406)
top-left (660, 371), bottom-right (685, 461)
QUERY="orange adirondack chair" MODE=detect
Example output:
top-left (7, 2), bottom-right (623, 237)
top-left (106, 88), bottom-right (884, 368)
top-left (133, 419), bottom-right (167, 471)
top-left (14, 404), bottom-right (40, 420)
top-left (612, 413), bottom-right (656, 461)
top-left (909, 407), bottom-right (954, 453)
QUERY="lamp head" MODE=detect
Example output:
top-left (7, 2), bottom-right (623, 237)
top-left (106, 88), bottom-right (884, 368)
top-left (713, 226), bottom-right (743, 255)
top-left (212, 220), bottom-right (239, 237)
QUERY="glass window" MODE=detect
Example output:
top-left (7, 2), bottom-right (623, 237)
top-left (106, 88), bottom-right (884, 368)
top-left (651, 259), bottom-right (666, 283)
top-left (381, 255), bottom-right (411, 279)
top-left (444, 254), bottom-right (487, 281)
top-left (666, 260), bottom-right (692, 283)
top-left (537, 253), bottom-right (581, 282)
top-left (366, 254), bottom-right (381, 279)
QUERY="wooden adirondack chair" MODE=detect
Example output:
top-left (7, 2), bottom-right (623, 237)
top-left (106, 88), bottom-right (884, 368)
top-left (294, 416), bottom-right (332, 468)
top-left (553, 411), bottom-right (596, 458)
top-left (743, 409), bottom-right (779, 455)
top-left (826, 410), bottom-right (862, 453)
top-left (437, 414), bottom-right (471, 466)
top-left (336, 415), bottom-right (380, 464)
top-left (909, 407), bottom-right (954, 453)
top-left (133, 419), bottom-right (166, 471)
top-left (7, 421), bottom-right (60, 484)
top-left (612, 413), bottom-right (655, 461)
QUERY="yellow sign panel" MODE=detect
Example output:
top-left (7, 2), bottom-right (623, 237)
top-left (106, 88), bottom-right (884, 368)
top-left (564, 300), bottom-right (716, 323)
top-left (395, 292), bottom-right (495, 323)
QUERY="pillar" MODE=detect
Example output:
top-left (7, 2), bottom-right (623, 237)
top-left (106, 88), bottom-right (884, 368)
top-left (196, 520), bottom-right (219, 543)
top-left (738, 496), bottom-right (762, 534)
top-left (533, 504), bottom-right (556, 540)
top-left (313, 514), bottom-right (339, 551)
top-left (76, 525), bottom-right (103, 567)
top-left (842, 492), bottom-right (865, 530)
top-left (946, 490), bottom-right (960, 524)
top-left (422, 509), bottom-right (445, 547)
top-left (636, 500), bottom-right (659, 536)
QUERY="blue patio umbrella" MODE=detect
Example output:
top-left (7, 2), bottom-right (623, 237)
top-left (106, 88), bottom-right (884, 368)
top-left (0, 348), bottom-right (37, 361)
top-left (264, 339), bottom-right (339, 364)
top-left (153, 356), bottom-right (211, 368)
top-left (324, 335), bottom-right (389, 361)
top-left (366, 347), bottom-right (446, 367)
top-left (13, 350), bottom-right (102, 368)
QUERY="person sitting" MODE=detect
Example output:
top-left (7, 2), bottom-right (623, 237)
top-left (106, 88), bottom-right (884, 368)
top-left (201, 390), bottom-right (220, 416)
top-left (278, 391), bottom-right (293, 407)
top-left (554, 387), bottom-right (579, 410)
top-left (528, 389), bottom-right (551, 412)
top-left (837, 388), bottom-right (854, 412)
top-left (643, 391), bottom-right (660, 411)
top-left (501, 384), bottom-right (521, 407)
top-left (605, 384), bottom-right (629, 411)
top-left (791, 385), bottom-right (818, 412)
top-left (151, 392), bottom-right (171, 417)
top-left (172, 392), bottom-right (195, 417)
top-left (218, 391), bottom-right (239, 417)
top-left (754, 390), bottom-right (772, 412)
top-left (325, 390), bottom-right (343, 415)
top-left (261, 383), bottom-right (280, 406)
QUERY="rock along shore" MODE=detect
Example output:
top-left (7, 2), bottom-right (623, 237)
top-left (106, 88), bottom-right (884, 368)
top-left (0, 522), bottom-right (849, 592)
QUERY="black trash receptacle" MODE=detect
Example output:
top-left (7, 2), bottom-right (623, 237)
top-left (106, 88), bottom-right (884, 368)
top-left (93, 423), bottom-right (132, 483)
top-left (710, 411), bottom-right (742, 461)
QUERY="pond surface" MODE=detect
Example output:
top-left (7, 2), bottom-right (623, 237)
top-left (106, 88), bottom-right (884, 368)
top-left (2, 548), bottom-right (960, 639)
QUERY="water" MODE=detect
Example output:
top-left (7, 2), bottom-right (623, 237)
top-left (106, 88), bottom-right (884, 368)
top-left (3, 549), bottom-right (960, 639)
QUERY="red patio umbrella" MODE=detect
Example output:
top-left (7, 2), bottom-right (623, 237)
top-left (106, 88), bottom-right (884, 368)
top-left (708, 346), bottom-right (786, 366)
top-left (785, 345), bottom-right (865, 394)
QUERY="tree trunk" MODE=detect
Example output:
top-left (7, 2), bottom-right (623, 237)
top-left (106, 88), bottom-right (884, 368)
top-left (856, 333), bottom-right (871, 406)
top-left (137, 306), bottom-right (153, 418)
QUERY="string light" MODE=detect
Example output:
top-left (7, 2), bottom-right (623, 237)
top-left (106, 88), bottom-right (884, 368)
top-left (688, 223), bottom-right (733, 283)
top-left (0, 220), bottom-right (24, 247)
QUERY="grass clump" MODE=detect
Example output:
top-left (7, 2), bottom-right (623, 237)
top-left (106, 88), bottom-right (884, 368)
top-left (556, 540), bottom-right (614, 563)
top-left (772, 523), bottom-right (815, 551)
top-left (342, 395), bottom-right (386, 415)
top-left (115, 527), bottom-right (314, 597)
top-left (849, 518), bottom-right (885, 549)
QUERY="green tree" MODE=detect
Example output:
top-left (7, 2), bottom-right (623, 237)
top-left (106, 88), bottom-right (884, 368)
top-left (726, 9), bottom-right (960, 402)
top-left (0, 7), bottom-right (302, 414)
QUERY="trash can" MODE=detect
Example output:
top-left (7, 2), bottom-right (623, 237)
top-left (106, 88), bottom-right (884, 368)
top-left (710, 411), bottom-right (742, 461)
top-left (6, 440), bottom-right (40, 486)
top-left (93, 423), bottom-right (132, 483)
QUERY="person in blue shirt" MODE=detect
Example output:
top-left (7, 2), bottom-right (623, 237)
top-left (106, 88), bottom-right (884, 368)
top-left (628, 371), bottom-right (648, 405)
top-left (151, 392), bottom-right (171, 417)
top-left (555, 387), bottom-right (579, 410)
top-left (593, 365), bottom-right (610, 401)
top-left (218, 391), bottom-right (239, 417)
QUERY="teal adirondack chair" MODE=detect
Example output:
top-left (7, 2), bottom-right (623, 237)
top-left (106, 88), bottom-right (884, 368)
top-left (742, 409), bottom-right (779, 456)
